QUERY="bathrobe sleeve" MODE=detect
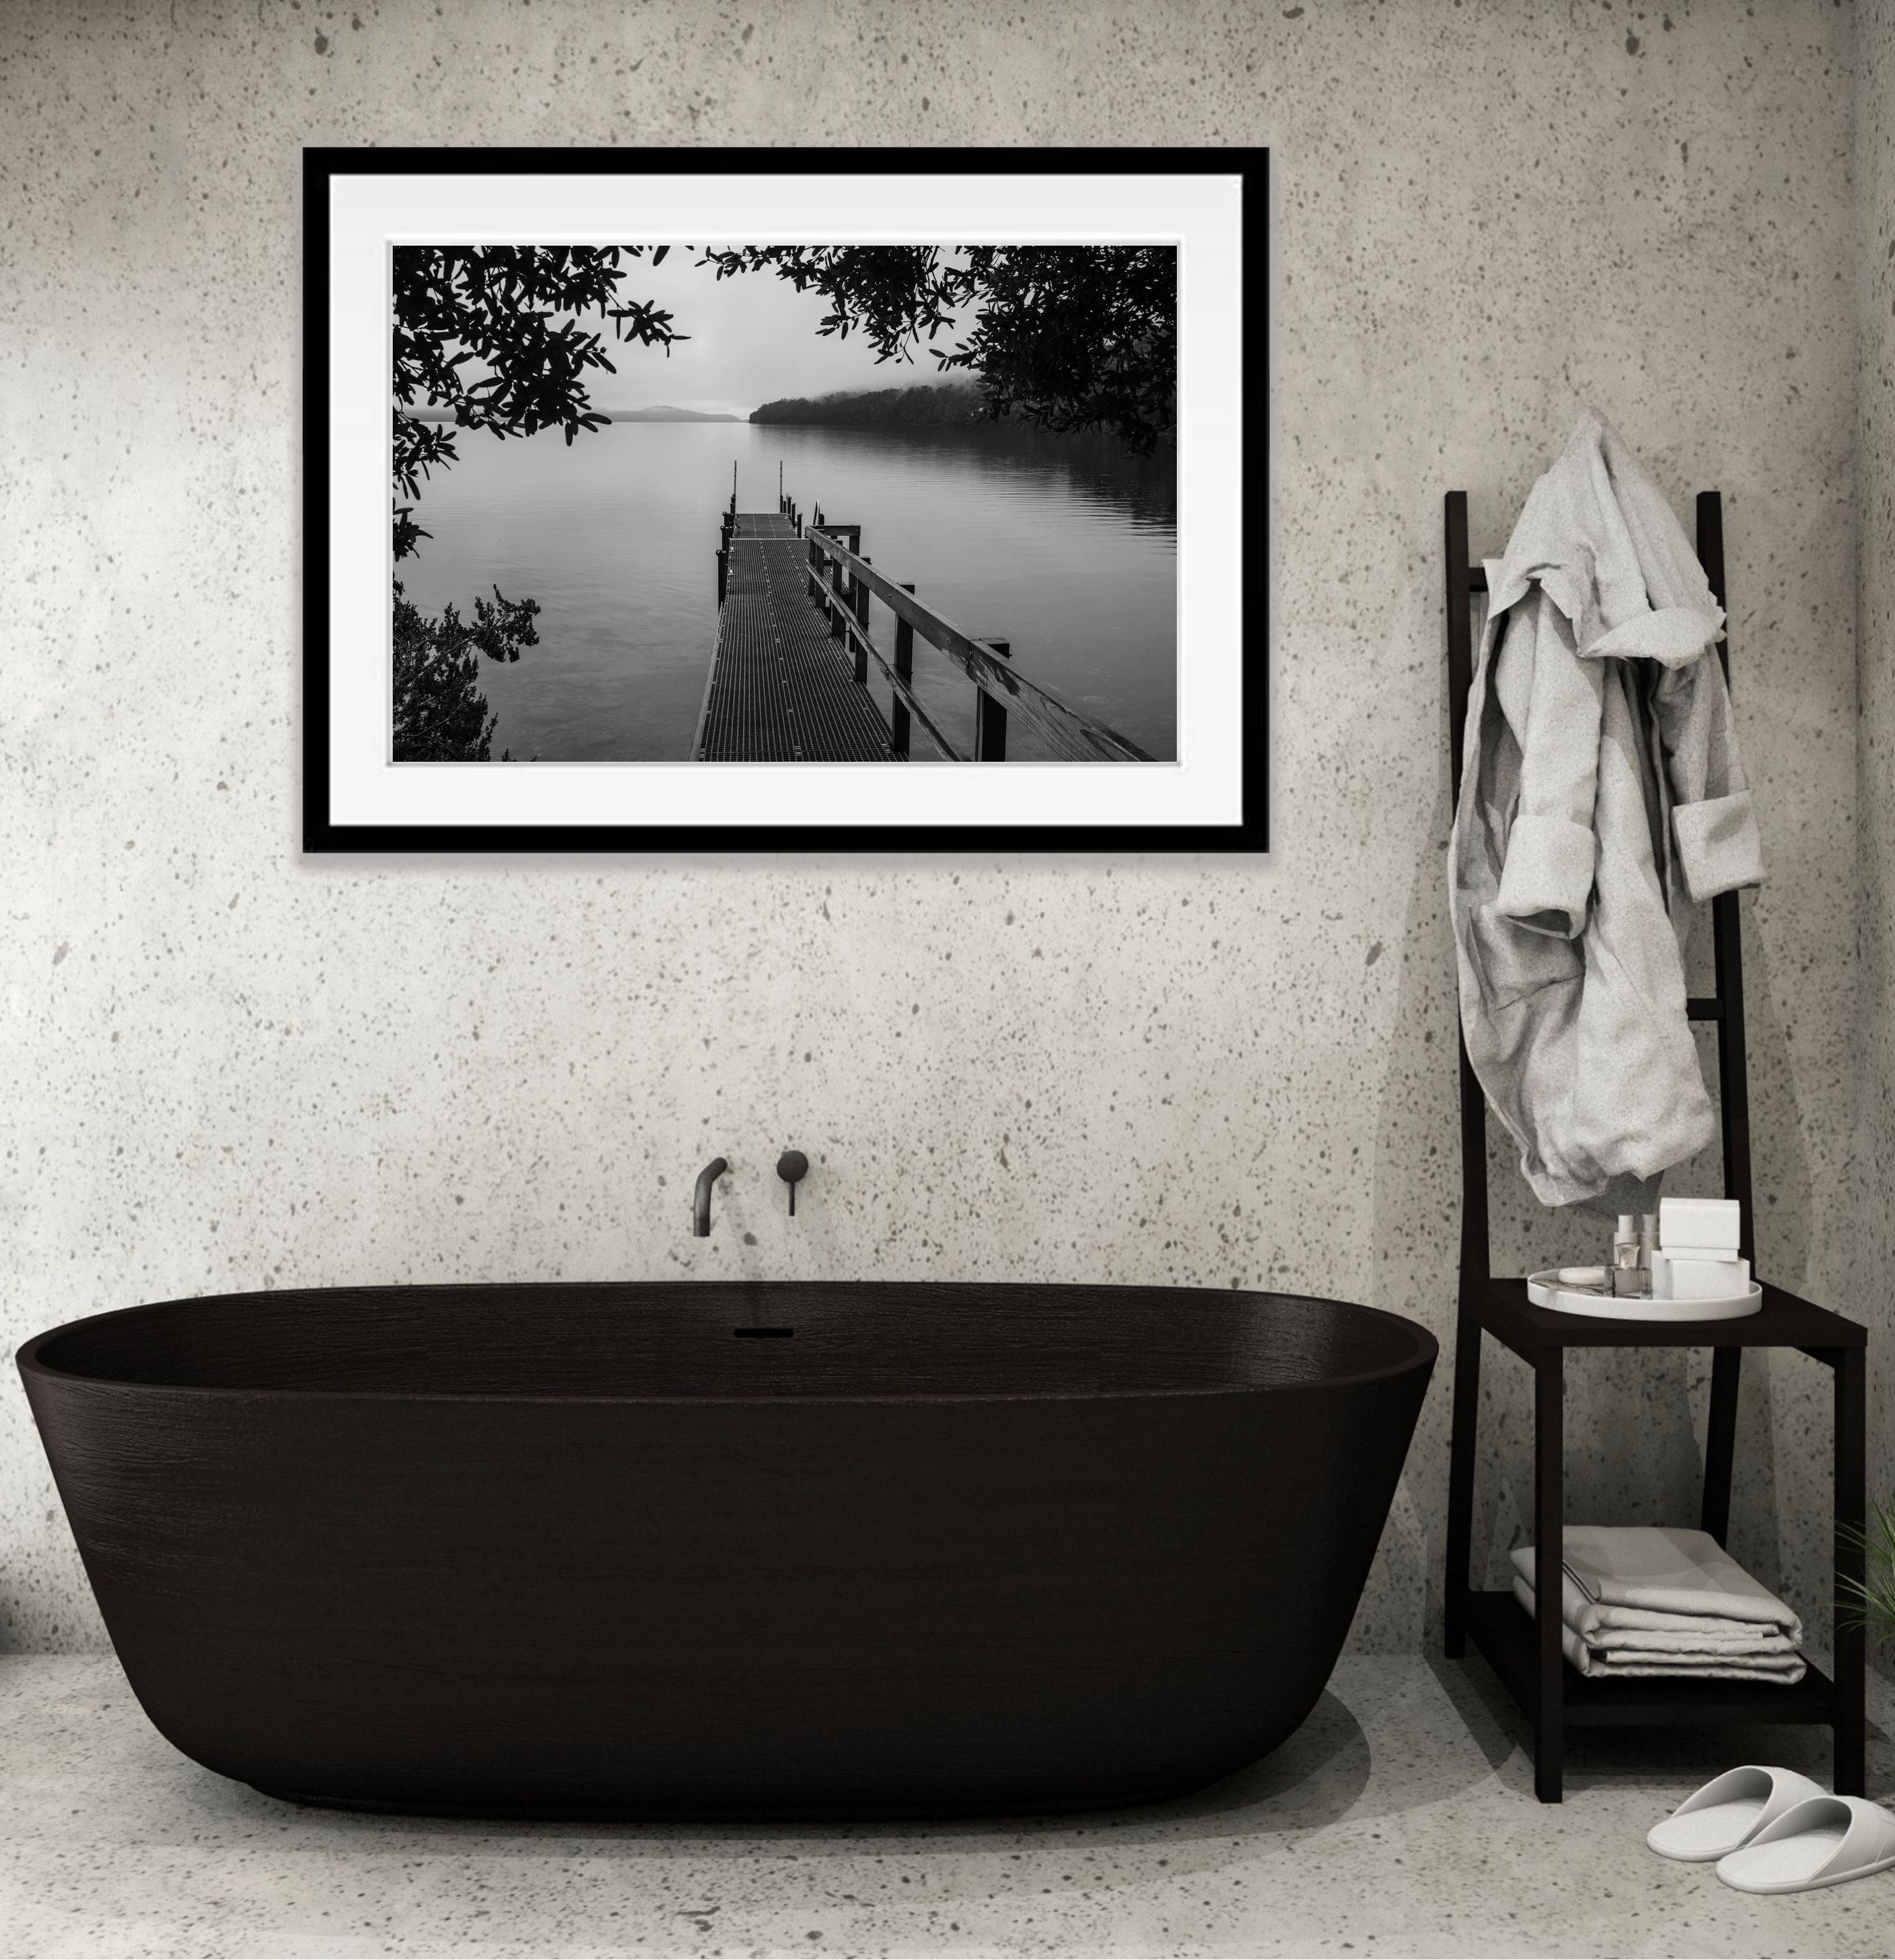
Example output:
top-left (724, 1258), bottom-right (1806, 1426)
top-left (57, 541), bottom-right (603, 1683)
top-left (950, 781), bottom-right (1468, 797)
top-left (1490, 591), bottom-right (1604, 939)
top-left (1650, 651), bottom-right (1766, 902)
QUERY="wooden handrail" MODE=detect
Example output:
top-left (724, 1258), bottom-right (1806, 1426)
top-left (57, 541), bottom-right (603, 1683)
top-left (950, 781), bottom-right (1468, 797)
top-left (804, 523), bottom-right (1154, 764)
top-left (817, 588), bottom-right (967, 762)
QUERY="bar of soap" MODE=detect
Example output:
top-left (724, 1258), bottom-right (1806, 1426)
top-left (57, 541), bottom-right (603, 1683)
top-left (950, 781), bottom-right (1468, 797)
top-left (1651, 1251), bottom-right (1750, 1300)
top-left (1658, 1196), bottom-right (1740, 1253)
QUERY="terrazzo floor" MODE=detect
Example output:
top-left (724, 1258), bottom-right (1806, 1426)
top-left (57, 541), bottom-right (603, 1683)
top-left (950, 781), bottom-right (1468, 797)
top-left (1, 1652), bottom-right (1890, 1959)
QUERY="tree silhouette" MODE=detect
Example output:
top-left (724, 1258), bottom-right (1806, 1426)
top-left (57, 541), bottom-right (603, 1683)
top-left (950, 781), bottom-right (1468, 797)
top-left (392, 582), bottom-right (540, 762)
top-left (393, 246), bottom-right (685, 561)
top-left (391, 246), bottom-right (684, 760)
top-left (697, 245), bottom-right (1177, 455)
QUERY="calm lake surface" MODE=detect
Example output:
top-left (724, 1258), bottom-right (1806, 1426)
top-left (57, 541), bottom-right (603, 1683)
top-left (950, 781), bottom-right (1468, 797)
top-left (396, 421), bottom-right (1177, 762)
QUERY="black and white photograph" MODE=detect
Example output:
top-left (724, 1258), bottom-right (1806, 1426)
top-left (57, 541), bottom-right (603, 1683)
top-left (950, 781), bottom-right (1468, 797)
top-left (305, 151), bottom-right (1262, 849)
top-left (393, 242), bottom-right (1179, 768)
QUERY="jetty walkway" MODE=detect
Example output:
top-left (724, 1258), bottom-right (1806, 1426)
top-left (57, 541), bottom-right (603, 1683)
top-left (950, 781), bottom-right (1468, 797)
top-left (691, 489), bottom-right (1153, 766)
top-left (694, 513), bottom-right (892, 761)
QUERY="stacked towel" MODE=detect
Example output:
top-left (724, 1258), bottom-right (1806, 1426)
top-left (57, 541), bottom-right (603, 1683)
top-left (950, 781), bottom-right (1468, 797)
top-left (1511, 1525), bottom-right (1805, 1683)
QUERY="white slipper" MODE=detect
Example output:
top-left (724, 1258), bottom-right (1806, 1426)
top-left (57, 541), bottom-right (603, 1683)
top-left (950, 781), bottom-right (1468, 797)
top-left (1645, 1764), bottom-right (1827, 1861)
top-left (1715, 1795), bottom-right (1895, 1894)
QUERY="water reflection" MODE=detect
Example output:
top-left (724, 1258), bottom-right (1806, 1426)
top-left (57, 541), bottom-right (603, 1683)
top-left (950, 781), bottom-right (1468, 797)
top-left (397, 421), bottom-right (1177, 763)
top-left (817, 421), bottom-right (1179, 533)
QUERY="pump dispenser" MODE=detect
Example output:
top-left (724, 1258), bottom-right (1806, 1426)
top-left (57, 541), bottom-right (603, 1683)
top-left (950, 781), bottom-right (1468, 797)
top-left (1611, 1214), bottom-right (1647, 1298)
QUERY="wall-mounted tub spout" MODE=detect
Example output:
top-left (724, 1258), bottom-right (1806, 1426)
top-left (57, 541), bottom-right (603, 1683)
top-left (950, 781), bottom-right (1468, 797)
top-left (693, 1158), bottom-right (729, 1237)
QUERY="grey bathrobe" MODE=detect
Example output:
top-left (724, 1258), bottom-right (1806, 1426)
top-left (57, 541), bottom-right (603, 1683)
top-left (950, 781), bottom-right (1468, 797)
top-left (1449, 413), bottom-right (1766, 1212)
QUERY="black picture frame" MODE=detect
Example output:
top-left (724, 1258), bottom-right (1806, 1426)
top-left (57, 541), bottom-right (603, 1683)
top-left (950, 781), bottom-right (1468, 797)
top-left (303, 145), bottom-right (1268, 853)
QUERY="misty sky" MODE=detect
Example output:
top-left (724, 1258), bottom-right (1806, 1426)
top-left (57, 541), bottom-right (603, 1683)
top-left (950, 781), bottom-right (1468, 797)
top-left (580, 250), bottom-right (972, 417)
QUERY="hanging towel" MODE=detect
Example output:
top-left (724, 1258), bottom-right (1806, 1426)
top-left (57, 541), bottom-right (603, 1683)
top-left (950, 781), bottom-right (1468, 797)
top-left (1448, 412), bottom-right (1766, 1211)
top-left (1510, 1525), bottom-right (1803, 1637)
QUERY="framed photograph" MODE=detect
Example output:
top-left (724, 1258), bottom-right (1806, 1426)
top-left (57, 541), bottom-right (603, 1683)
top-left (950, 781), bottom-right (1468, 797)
top-left (303, 147), bottom-right (1267, 852)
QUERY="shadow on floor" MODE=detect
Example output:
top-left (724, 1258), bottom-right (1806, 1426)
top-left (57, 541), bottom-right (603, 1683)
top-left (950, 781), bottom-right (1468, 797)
top-left (1428, 1647), bottom-right (1893, 1799)
top-left (179, 1688), bottom-right (1377, 1859)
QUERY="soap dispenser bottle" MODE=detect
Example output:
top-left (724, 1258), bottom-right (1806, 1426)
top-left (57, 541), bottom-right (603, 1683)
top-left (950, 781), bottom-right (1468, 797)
top-left (1611, 1215), bottom-right (1647, 1298)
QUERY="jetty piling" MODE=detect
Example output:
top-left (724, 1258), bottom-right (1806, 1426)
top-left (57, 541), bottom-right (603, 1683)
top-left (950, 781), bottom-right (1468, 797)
top-left (891, 584), bottom-right (917, 759)
top-left (852, 559), bottom-right (871, 685)
top-left (975, 642), bottom-right (1012, 761)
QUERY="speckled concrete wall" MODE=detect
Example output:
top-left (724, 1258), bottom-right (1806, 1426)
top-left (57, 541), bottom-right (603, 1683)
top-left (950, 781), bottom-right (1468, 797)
top-left (0, 0), bottom-right (1875, 1663)
top-left (1856, 1), bottom-right (1895, 1566)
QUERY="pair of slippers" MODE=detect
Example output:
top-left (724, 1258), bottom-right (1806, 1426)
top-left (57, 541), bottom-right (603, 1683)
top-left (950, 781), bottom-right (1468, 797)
top-left (1646, 1765), bottom-right (1895, 1894)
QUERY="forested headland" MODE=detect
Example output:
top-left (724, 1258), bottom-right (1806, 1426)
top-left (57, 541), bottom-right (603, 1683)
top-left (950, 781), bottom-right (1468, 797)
top-left (750, 380), bottom-right (987, 427)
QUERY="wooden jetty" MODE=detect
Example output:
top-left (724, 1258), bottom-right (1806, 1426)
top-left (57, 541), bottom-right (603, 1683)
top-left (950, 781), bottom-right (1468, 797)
top-left (692, 484), bottom-right (1153, 764)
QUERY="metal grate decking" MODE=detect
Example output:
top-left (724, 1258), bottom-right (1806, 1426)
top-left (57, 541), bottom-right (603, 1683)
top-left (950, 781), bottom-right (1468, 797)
top-left (694, 514), bottom-right (897, 762)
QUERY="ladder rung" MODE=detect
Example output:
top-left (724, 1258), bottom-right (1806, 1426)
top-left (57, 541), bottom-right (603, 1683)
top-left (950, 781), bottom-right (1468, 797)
top-left (1687, 996), bottom-right (1723, 1021)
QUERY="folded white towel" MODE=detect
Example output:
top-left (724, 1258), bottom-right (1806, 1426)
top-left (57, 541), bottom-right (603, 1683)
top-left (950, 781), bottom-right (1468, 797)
top-left (1511, 1556), bottom-right (1802, 1650)
top-left (1511, 1576), bottom-right (1809, 1682)
top-left (1571, 1618), bottom-right (1799, 1657)
top-left (1510, 1525), bottom-right (1802, 1639)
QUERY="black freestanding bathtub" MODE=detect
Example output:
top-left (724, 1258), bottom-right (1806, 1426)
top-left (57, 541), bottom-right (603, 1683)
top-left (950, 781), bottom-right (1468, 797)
top-left (19, 1282), bottom-right (1434, 1818)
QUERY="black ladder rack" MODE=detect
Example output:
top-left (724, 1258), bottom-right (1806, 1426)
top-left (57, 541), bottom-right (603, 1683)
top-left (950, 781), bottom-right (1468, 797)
top-left (1439, 487), bottom-right (1868, 1803)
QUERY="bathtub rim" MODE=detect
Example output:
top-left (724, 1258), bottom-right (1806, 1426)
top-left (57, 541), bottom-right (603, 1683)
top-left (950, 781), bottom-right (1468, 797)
top-left (16, 1281), bottom-right (1438, 1405)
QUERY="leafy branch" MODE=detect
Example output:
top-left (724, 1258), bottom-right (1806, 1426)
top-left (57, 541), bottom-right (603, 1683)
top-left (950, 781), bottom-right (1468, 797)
top-left (392, 245), bottom-right (687, 561)
top-left (392, 581), bottom-right (540, 762)
top-left (696, 245), bottom-right (1177, 456)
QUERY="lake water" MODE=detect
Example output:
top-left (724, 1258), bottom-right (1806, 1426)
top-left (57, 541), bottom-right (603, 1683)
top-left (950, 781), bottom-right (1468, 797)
top-left (395, 421), bottom-right (1177, 762)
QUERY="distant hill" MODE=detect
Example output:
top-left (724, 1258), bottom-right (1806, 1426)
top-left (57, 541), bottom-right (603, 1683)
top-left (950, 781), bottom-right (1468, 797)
top-left (397, 404), bottom-right (740, 424)
top-left (750, 380), bottom-right (988, 427)
top-left (604, 406), bottom-right (742, 422)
